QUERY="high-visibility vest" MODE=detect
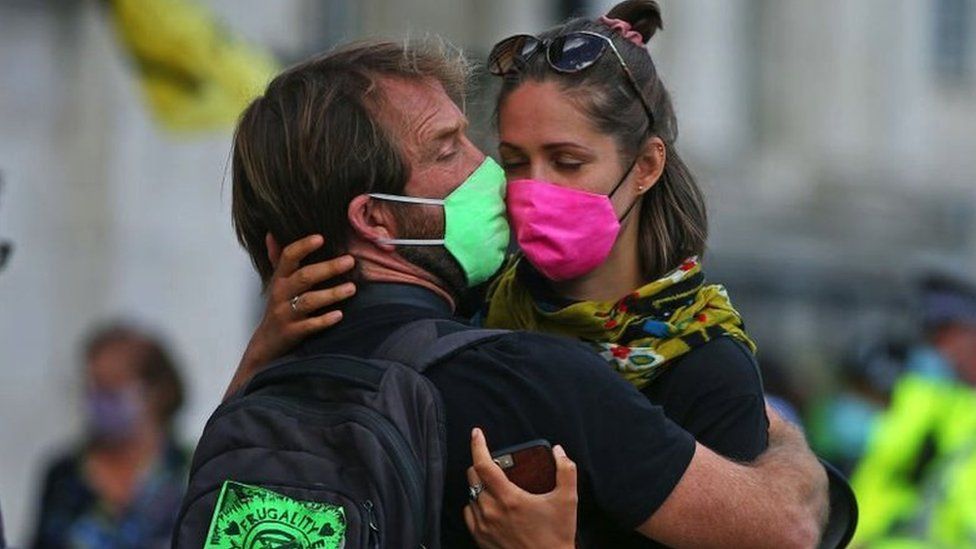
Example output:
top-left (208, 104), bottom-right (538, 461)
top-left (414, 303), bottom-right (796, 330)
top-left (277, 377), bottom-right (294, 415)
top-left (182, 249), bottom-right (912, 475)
top-left (851, 374), bottom-right (976, 546)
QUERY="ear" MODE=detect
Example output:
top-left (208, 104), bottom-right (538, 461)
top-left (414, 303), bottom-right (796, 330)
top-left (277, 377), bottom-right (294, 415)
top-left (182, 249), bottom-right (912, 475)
top-left (265, 233), bottom-right (282, 268)
top-left (348, 194), bottom-right (397, 252)
top-left (633, 136), bottom-right (666, 196)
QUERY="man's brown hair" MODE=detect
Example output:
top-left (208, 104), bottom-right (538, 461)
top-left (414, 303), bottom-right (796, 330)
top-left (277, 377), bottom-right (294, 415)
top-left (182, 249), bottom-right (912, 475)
top-left (231, 39), bottom-right (470, 286)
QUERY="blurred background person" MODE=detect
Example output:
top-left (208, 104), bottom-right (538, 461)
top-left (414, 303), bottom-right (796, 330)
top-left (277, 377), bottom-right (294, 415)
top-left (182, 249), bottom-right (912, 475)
top-left (809, 337), bottom-right (907, 475)
top-left (905, 273), bottom-right (976, 385)
top-left (29, 323), bottom-right (188, 549)
top-left (851, 272), bottom-right (976, 546)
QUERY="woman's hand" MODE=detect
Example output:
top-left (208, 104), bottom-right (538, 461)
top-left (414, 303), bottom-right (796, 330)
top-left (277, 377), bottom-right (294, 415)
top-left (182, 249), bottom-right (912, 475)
top-left (464, 428), bottom-right (578, 549)
top-left (224, 234), bottom-right (356, 399)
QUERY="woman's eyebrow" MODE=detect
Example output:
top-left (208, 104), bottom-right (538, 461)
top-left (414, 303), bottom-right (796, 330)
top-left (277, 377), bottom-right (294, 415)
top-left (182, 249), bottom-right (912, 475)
top-left (498, 141), bottom-right (594, 156)
top-left (541, 141), bottom-right (591, 152)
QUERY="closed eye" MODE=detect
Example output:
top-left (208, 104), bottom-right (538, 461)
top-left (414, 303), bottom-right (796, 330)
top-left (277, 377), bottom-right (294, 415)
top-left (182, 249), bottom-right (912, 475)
top-left (555, 160), bottom-right (584, 171)
top-left (437, 149), bottom-right (459, 162)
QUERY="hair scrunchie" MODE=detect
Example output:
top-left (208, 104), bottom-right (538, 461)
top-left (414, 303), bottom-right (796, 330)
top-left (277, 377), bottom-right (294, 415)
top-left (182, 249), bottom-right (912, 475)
top-left (598, 16), bottom-right (645, 47)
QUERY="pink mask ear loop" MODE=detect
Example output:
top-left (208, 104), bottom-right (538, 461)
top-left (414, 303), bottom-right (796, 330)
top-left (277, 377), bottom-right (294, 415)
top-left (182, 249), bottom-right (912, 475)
top-left (598, 16), bottom-right (645, 47)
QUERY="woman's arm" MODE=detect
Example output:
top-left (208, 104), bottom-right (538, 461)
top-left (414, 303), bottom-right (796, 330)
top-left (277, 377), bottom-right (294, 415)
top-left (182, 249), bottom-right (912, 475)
top-left (464, 428), bottom-right (578, 549)
top-left (225, 234), bottom-right (356, 399)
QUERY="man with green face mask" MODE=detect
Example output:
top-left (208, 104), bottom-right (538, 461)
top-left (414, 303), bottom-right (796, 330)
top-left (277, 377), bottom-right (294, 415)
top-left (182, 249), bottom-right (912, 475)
top-left (367, 155), bottom-right (510, 291)
top-left (192, 40), bottom-right (829, 548)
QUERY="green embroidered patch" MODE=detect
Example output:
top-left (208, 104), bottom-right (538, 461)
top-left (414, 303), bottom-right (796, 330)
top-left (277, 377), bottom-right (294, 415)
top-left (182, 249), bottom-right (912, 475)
top-left (205, 481), bottom-right (347, 548)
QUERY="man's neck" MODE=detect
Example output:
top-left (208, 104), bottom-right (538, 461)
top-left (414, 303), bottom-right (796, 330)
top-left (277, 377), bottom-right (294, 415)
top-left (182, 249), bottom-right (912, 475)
top-left (348, 239), bottom-right (456, 311)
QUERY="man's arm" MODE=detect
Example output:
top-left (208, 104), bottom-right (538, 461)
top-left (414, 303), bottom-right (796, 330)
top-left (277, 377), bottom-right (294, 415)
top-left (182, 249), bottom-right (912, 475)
top-left (638, 407), bottom-right (828, 548)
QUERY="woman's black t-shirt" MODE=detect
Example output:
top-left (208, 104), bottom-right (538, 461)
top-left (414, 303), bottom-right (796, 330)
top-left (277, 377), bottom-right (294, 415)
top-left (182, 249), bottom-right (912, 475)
top-left (599, 336), bottom-right (770, 547)
top-left (644, 337), bottom-right (768, 461)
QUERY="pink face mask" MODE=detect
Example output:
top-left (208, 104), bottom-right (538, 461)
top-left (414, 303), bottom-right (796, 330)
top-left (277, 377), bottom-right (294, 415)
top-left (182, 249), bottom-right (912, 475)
top-left (506, 164), bottom-right (638, 281)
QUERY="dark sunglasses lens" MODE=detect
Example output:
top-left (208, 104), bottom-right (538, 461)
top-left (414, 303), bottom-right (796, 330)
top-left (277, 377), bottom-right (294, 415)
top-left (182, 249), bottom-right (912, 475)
top-left (548, 33), bottom-right (607, 72)
top-left (488, 35), bottom-right (540, 75)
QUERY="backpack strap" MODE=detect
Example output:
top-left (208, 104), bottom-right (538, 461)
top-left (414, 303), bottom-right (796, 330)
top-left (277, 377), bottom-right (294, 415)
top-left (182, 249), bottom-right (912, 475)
top-left (241, 354), bottom-right (385, 396)
top-left (240, 319), bottom-right (508, 397)
top-left (374, 318), bottom-right (509, 373)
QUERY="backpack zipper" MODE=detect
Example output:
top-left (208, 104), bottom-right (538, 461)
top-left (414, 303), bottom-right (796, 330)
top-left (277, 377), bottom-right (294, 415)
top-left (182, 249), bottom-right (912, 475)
top-left (363, 499), bottom-right (381, 548)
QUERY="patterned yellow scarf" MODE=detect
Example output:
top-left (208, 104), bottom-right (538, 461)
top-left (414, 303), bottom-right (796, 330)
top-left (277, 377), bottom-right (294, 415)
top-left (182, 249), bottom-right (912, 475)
top-left (483, 256), bottom-right (756, 389)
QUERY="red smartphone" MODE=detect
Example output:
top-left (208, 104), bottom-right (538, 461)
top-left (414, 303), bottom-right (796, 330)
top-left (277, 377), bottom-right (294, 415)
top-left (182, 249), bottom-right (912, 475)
top-left (490, 439), bottom-right (557, 494)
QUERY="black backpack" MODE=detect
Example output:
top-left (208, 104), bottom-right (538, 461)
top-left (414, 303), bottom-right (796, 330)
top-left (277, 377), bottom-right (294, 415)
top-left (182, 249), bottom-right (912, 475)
top-left (172, 318), bottom-right (507, 548)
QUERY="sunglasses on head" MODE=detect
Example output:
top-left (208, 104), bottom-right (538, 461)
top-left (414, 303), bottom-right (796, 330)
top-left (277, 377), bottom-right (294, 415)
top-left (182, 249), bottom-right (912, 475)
top-left (487, 31), bottom-right (655, 127)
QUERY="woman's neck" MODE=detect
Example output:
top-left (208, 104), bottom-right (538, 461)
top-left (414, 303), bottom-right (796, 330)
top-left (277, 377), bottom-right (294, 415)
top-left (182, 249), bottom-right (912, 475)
top-left (550, 217), bottom-right (645, 303)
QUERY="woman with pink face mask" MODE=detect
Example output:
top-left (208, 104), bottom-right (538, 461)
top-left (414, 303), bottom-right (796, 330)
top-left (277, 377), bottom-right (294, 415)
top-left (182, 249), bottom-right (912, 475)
top-left (233, 1), bottom-right (769, 546)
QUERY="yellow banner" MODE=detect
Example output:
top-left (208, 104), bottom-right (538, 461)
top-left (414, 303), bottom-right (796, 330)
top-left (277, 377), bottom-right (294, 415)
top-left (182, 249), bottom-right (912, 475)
top-left (108, 0), bottom-right (278, 132)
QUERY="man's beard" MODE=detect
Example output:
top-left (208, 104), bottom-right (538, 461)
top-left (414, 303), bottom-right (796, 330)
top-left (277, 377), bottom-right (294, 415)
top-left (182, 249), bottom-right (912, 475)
top-left (392, 205), bottom-right (467, 300)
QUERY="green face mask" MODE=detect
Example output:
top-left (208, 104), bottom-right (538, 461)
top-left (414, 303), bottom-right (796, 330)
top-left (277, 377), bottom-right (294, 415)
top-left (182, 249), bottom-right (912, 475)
top-left (368, 157), bottom-right (509, 287)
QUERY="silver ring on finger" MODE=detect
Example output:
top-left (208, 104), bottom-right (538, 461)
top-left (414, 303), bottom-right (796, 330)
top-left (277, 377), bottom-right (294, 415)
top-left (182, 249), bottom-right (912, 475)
top-left (290, 294), bottom-right (303, 315)
top-left (468, 483), bottom-right (484, 501)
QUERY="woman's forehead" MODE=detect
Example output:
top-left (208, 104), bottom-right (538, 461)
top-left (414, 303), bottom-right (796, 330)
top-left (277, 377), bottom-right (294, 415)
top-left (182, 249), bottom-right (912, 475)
top-left (498, 81), bottom-right (609, 145)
